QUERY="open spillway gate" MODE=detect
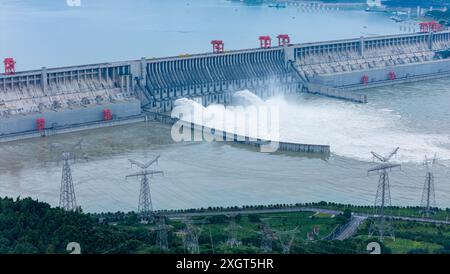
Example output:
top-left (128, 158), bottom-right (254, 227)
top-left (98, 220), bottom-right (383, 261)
top-left (141, 48), bottom-right (301, 112)
top-left (138, 30), bottom-right (450, 110)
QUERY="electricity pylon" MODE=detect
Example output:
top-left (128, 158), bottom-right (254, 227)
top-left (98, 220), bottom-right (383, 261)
top-left (181, 219), bottom-right (203, 254)
top-left (226, 215), bottom-right (241, 248)
top-left (156, 214), bottom-right (169, 251)
top-left (260, 222), bottom-right (276, 254)
top-left (276, 227), bottom-right (298, 254)
top-left (368, 147), bottom-right (401, 242)
top-left (126, 155), bottom-right (163, 222)
top-left (421, 154), bottom-right (437, 216)
top-left (51, 140), bottom-right (86, 211)
top-left (60, 152), bottom-right (77, 211)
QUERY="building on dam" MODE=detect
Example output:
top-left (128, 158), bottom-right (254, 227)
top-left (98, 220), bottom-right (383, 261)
top-left (1, 29), bottom-right (450, 138)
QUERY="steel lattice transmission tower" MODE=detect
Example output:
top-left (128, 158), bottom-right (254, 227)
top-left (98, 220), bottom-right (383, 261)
top-left (260, 223), bottom-right (276, 254)
top-left (156, 214), bottom-right (169, 251)
top-left (421, 154), bottom-right (437, 216)
top-left (368, 147), bottom-right (401, 242)
top-left (126, 155), bottom-right (163, 222)
top-left (51, 140), bottom-right (86, 211)
top-left (226, 215), bottom-right (241, 248)
top-left (275, 227), bottom-right (298, 254)
top-left (60, 152), bottom-right (77, 211)
top-left (181, 219), bottom-right (203, 254)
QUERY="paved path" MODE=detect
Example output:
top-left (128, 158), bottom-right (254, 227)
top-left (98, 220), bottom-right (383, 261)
top-left (333, 216), bottom-right (367, 240)
top-left (165, 207), bottom-right (449, 223)
top-left (164, 207), bottom-right (341, 219)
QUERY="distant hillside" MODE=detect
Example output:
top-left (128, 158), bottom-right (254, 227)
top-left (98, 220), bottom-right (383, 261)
top-left (383, 0), bottom-right (449, 8)
top-left (0, 197), bottom-right (156, 254)
top-left (427, 9), bottom-right (450, 25)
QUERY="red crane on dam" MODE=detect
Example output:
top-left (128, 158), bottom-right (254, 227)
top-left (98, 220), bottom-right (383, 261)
top-left (259, 36), bottom-right (271, 48)
top-left (419, 21), bottom-right (443, 32)
top-left (3, 58), bottom-right (15, 75)
top-left (211, 40), bottom-right (224, 53)
top-left (277, 34), bottom-right (290, 46)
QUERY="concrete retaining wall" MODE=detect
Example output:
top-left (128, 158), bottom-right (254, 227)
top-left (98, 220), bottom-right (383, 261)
top-left (146, 112), bottom-right (330, 155)
top-left (0, 99), bottom-right (141, 135)
top-left (310, 59), bottom-right (450, 88)
top-left (306, 83), bottom-right (367, 103)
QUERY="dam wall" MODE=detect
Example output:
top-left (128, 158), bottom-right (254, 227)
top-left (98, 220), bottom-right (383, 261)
top-left (2, 31), bottom-right (450, 137)
top-left (0, 100), bottom-right (141, 136)
top-left (293, 31), bottom-right (450, 89)
top-left (143, 48), bottom-right (301, 112)
top-left (310, 58), bottom-right (450, 88)
top-left (0, 61), bottom-right (141, 136)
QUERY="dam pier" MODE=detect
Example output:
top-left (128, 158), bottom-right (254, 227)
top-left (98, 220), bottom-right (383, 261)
top-left (2, 30), bottom-right (450, 143)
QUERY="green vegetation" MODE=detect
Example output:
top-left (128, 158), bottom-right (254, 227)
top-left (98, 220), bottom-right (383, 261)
top-left (0, 197), bottom-right (159, 254)
top-left (427, 9), bottom-right (450, 26)
top-left (0, 197), bottom-right (448, 254)
top-left (151, 201), bottom-right (450, 221)
top-left (356, 219), bottom-right (450, 254)
top-left (306, 201), bottom-right (450, 221)
top-left (386, 0), bottom-right (448, 7)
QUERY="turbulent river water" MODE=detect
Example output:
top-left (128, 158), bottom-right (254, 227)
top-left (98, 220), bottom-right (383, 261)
top-left (0, 0), bottom-right (449, 212)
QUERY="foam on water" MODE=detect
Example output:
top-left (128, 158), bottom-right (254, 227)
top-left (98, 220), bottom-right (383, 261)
top-left (174, 91), bottom-right (450, 163)
top-left (232, 90), bottom-right (265, 106)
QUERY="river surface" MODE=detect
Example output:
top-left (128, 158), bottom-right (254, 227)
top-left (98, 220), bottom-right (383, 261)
top-left (1, 0), bottom-right (404, 71)
top-left (0, 0), bottom-right (449, 212)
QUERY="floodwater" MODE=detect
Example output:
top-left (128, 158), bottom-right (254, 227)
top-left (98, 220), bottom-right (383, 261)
top-left (0, 0), bottom-right (449, 212)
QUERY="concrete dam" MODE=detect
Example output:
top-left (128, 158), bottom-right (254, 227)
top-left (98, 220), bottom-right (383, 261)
top-left (2, 30), bottom-right (450, 138)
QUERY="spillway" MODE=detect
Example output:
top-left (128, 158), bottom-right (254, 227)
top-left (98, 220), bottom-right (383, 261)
top-left (2, 31), bottom-right (450, 138)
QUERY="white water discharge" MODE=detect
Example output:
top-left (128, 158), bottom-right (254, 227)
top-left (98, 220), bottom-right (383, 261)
top-left (174, 90), bottom-right (450, 163)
